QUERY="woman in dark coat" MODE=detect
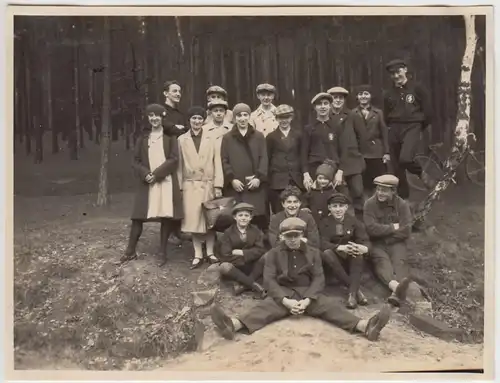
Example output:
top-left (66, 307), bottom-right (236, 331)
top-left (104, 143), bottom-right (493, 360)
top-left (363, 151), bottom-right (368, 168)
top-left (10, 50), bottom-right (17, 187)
top-left (220, 103), bottom-right (269, 231)
top-left (121, 104), bottom-right (183, 266)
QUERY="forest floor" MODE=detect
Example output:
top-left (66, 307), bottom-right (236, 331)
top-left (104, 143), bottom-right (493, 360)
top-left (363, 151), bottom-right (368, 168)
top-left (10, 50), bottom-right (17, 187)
top-left (12, 141), bottom-right (486, 371)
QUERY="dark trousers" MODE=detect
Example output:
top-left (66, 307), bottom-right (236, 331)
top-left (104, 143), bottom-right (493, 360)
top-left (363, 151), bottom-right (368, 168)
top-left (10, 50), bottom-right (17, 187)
top-left (337, 173), bottom-right (364, 218)
top-left (219, 262), bottom-right (257, 289)
top-left (388, 123), bottom-right (424, 199)
top-left (321, 249), bottom-right (364, 294)
top-left (363, 158), bottom-right (388, 193)
top-left (238, 294), bottom-right (360, 334)
top-left (370, 241), bottom-right (409, 286)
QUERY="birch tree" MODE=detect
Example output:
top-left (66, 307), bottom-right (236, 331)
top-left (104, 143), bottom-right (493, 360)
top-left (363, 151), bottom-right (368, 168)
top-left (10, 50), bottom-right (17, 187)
top-left (414, 14), bottom-right (478, 225)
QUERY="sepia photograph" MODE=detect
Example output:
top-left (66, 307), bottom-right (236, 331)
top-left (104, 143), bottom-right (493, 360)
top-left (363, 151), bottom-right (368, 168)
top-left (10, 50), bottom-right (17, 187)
top-left (6, 5), bottom-right (493, 379)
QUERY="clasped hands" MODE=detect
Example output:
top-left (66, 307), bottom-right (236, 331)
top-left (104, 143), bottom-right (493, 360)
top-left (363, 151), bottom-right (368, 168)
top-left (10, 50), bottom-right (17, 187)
top-left (337, 242), bottom-right (368, 257)
top-left (232, 177), bottom-right (260, 192)
top-left (282, 297), bottom-right (311, 315)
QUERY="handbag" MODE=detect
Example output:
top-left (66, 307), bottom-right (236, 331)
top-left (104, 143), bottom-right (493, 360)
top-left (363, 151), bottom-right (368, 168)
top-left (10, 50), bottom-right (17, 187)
top-left (202, 196), bottom-right (236, 232)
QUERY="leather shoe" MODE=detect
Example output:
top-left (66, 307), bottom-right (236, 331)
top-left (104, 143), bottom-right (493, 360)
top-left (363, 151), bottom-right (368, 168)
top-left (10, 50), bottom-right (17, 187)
top-left (210, 304), bottom-right (235, 340)
top-left (356, 290), bottom-right (368, 306)
top-left (346, 293), bottom-right (358, 309)
top-left (387, 292), bottom-right (400, 307)
top-left (252, 282), bottom-right (267, 299)
top-left (365, 303), bottom-right (391, 341)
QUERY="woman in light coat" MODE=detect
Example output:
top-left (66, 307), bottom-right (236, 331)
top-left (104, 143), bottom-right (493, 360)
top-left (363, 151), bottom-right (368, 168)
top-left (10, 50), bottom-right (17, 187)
top-left (178, 106), bottom-right (224, 269)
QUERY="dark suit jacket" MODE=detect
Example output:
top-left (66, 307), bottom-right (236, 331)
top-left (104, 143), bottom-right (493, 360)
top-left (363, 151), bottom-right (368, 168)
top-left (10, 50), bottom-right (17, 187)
top-left (263, 242), bottom-right (325, 305)
top-left (351, 106), bottom-right (390, 159)
top-left (319, 213), bottom-right (371, 252)
top-left (218, 224), bottom-right (266, 267)
top-left (266, 127), bottom-right (303, 190)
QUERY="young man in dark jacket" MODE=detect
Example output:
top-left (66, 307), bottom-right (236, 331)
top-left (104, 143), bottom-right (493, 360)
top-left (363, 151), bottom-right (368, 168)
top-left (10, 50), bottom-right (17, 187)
top-left (363, 174), bottom-right (413, 307)
top-left (301, 92), bottom-right (338, 190)
top-left (351, 85), bottom-right (390, 195)
top-left (320, 193), bottom-right (370, 309)
top-left (383, 59), bottom-right (434, 200)
top-left (162, 80), bottom-right (188, 137)
top-left (210, 217), bottom-right (392, 341)
top-left (327, 86), bottom-right (366, 220)
top-left (266, 104), bottom-right (303, 214)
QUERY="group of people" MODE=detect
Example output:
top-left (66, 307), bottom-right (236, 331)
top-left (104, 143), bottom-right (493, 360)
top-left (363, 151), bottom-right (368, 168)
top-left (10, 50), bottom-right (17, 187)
top-left (121, 58), bottom-right (433, 342)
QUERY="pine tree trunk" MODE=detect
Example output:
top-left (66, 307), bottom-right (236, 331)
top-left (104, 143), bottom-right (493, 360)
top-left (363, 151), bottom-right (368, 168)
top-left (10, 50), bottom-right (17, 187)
top-left (45, 43), bottom-right (57, 154)
top-left (414, 15), bottom-right (478, 224)
top-left (24, 34), bottom-right (32, 156)
top-left (97, 16), bottom-right (112, 207)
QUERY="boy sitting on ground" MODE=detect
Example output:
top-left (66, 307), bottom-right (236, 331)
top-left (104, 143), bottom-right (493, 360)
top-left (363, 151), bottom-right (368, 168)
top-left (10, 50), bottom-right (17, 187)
top-left (216, 202), bottom-right (267, 298)
top-left (268, 185), bottom-right (320, 249)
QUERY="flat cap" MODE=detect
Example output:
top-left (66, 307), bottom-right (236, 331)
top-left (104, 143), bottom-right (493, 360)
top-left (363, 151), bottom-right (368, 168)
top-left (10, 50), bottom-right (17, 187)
top-left (207, 100), bottom-right (229, 110)
top-left (311, 92), bottom-right (333, 105)
top-left (327, 86), bottom-right (349, 96)
top-left (145, 103), bottom-right (167, 116)
top-left (232, 202), bottom-right (255, 215)
top-left (354, 84), bottom-right (373, 95)
top-left (385, 59), bottom-right (407, 71)
top-left (274, 104), bottom-right (294, 117)
top-left (206, 85), bottom-right (227, 97)
top-left (374, 174), bottom-right (400, 188)
top-left (279, 217), bottom-right (307, 235)
top-left (327, 192), bottom-right (351, 205)
top-left (256, 83), bottom-right (276, 93)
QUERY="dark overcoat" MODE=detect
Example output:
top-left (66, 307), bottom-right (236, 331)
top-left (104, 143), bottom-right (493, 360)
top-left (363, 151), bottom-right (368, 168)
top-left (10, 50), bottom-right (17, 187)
top-left (220, 125), bottom-right (269, 216)
top-left (218, 223), bottom-right (266, 267)
top-left (331, 108), bottom-right (366, 177)
top-left (130, 132), bottom-right (183, 221)
top-left (319, 213), bottom-right (371, 252)
top-left (350, 106), bottom-right (390, 159)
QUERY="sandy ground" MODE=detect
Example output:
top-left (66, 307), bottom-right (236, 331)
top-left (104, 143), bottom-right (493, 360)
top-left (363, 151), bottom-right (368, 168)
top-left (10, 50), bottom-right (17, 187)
top-left (161, 310), bottom-right (483, 373)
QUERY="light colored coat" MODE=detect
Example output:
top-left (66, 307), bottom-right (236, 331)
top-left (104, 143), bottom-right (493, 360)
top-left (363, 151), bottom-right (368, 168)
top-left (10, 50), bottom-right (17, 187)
top-left (177, 131), bottom-right (224, 233)
top-left (250, 104), bottom-right (277, 137)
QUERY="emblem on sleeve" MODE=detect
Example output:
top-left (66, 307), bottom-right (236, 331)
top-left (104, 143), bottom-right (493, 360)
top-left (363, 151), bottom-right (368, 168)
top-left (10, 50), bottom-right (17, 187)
top-left (405, 94), bottom-right (415, 103)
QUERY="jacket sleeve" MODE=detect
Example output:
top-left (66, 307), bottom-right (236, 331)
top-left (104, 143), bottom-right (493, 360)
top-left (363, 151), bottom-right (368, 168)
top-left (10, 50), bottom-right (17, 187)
top-left (242, 228), bottom-right (266, 263)
top-left (302, 249), bottom-right (325, 301)
top-left (221, 135), bottom-right (235, 185)
top-left (218, 229), bottom-right (235, 263)
top-left (263, 250), bottom-right (289, 305)
top-left (353, 218), bottom-right (372, 252)
top-left (382, 90), bottom-right (391, 125)
top-left (268, 214), bottom-right (280, 248)
top-left (305, 213), bottom-right (320, 249)
top-left (212, 137), bottom-right (224, 189)
top-left (300, 126), bottom-right (311, 174)
top-left (337, 117), bottom-right (357, 173)
top-left (176, 138), bottom-right (184, 190)
top-left (266, 134), bottom-right (274, 167)
top-left (255, 133), bottom-right (268, 182)
top-left (319, 219), bottom-right (335, 251)
top-left (390, 199), bottom-right (413, 242)
top-left (363, 200), bottom-right (396, 238)
top-left (415, 82), bottom-right (433, 127)
top-left (378, 110), bottom-right (390, 155)
top-left (131, 137), bottom-right (150, 181)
